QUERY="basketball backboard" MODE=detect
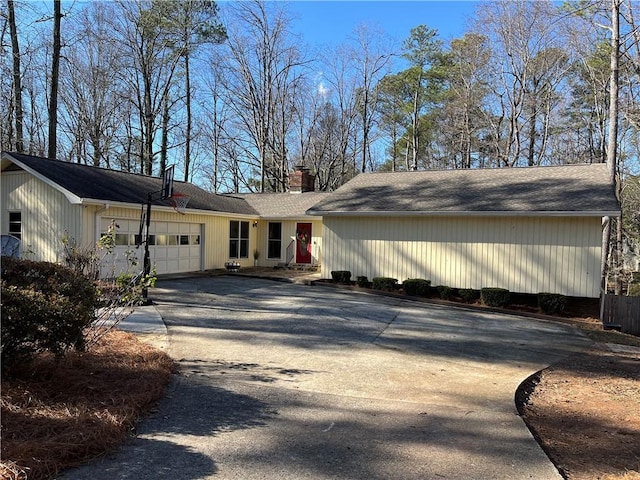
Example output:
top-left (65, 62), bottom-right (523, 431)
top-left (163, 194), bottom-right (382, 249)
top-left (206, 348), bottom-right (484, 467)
top-left (161, 165), bottom-right (174, 200)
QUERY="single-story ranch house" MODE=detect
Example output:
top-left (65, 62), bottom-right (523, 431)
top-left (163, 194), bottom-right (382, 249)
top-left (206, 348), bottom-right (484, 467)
top-left (1, 151), bottom-right (619, 299)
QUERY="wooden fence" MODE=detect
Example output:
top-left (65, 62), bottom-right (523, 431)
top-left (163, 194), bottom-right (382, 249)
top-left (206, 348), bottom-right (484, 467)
top-left (602, 295), bottom-right (640, 336)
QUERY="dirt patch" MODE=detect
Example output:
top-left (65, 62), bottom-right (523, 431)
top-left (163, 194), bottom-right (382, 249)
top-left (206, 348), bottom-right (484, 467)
top-left (519, 330), bottom-right (640, 480)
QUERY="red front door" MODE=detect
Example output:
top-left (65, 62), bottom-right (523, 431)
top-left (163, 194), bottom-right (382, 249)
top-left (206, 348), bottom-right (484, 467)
top-left (295, 223), bottom-right (312, 264)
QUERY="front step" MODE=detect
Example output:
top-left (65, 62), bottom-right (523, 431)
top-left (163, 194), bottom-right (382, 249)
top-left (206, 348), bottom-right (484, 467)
top-left (284, 263), bottom-right (319, 272)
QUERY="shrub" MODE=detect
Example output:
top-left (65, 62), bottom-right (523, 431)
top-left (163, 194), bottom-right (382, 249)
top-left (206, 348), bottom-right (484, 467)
top-left (480, 287), bottom-right (511, 307)
top-left (459, 288), bottom-right (480, 303)
top-left (356, 276), bottom-right (370, 288)
top-left (1, 258), bottom-right (99, 371)
top-left (537, 292), bottom-right (567, 314)
top-left (372, 277), bottom-right (398, 291)
top-left (331, 270), bottom-right (351, 284)
top-left (403, 278), bottom-right (430, 297)
top-left (628, 283), bottom-right (640, 297)
top-left (436, 285), bottom-right (453, 300)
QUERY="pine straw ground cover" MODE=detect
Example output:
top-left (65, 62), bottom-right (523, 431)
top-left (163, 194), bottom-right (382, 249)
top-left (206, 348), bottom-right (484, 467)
top-left (0, 330), bottom-right (174, 480)
top-left (519, 327), bottom-right (640, 480)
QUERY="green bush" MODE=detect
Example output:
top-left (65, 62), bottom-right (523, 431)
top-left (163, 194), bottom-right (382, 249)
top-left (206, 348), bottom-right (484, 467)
top-left (459, 288), bottom-right (480, 303)
top-left (356, 276), bottom-right (370, 288)
top-left (372, 277), bottom-right (398, 292)
top-left (480, 287), bottom-right (511, 307)
top-left (537, 292), bottom-right (567, 314)
top-left (436, 285), bottom-right (452, 300)
top-left (1, 258), bottom-right (98, 371)
top-left (628, 283), bottom-right (640, 297)
top-left (403, 278), bottom-right (430, 297)
top-left (331, 270), bottom-right (352, 284)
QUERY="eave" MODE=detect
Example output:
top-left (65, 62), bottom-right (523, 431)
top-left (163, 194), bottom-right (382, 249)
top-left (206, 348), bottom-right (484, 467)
top-left (305, 209), bottom-right (621, 218)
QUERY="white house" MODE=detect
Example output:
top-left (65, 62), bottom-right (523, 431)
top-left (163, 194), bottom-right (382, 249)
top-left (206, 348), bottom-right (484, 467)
top-left (2, 152), bottom-right (619, 299)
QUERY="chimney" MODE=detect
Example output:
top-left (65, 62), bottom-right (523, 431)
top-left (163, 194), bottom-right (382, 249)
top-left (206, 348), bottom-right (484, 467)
top-left (289, 165), bottom-right (315, 193)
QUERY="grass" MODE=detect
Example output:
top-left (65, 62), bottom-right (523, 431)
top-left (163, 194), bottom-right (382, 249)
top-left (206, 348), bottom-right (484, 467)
top-left (0, 330), bottom-right (174, 480)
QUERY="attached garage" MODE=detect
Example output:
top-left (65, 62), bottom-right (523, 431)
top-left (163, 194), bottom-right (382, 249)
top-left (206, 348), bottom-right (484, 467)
top-left (99, 218), bottom-right (203, 275)
top-left (1, 152), bottom-right (258, 276)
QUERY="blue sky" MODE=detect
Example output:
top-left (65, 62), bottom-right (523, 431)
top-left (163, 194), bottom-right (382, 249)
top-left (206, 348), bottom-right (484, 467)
top-left (286, 1), bottom-right (479, 48)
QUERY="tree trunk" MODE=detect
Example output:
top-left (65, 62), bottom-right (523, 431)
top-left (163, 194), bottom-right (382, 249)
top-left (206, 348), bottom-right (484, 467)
top-left (160, 95), bottom-right (169, 175)
top-left (184, 49), bottom-right (191, 182)
top-left (47, 0), bottom-right (62, 159)
top-left (602, 0), bottom-right (620, 295)
top-left (8, 0), bottom-right (24, 153)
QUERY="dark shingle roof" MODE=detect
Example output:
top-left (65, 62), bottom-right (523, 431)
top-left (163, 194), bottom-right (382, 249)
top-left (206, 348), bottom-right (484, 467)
top-left (307, 164), bottom-right (620, 216)
top-left (3, 152), bottom-right (257, 215)
top-left (234, 192), bottom-right (331, 218)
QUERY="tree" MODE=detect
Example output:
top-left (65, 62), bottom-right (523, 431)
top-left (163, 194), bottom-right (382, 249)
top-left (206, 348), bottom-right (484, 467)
top-left (223, 0), bottom-right (307, 192)
top-left (6, 0), bottom-right (24, 152)
top-left (348, 24), bottom-right (393, 173)
top-left (113, 0), bottom-right (183, 175)
top-left (401, 25), bottom-right (443, 170)
top-left (146, 0), bottom-right (226, 181)
top-left (47, 0), bottom-right (61, 159)
top-left (58, 2), bottom-right (128, 167)
top-left (435, 33), bottom-right (491, 169)
top-left (376, 73), bottom-right (410, 171)
top-left (473, 0), bottom-right (565, 167)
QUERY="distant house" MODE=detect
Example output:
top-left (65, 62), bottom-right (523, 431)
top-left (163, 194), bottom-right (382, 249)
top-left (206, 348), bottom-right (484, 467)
top-left (307, 165), bottom-right (619, 298)
top-left (1, 152), bottom-right (619, 299)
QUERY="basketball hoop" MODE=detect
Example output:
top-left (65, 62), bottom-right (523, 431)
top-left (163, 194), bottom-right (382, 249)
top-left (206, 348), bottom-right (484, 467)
top-left (169, 192), bottom-right (190, 215)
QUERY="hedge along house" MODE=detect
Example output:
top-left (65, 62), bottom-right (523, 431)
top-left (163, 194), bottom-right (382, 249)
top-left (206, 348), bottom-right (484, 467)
top-left (307, 164), bottom-right (620, 299)
top-left (1, 152), bottom-right (323, 276)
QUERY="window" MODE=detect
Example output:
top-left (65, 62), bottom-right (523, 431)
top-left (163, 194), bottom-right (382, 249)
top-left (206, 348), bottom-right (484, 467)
top-left (9, 212), bottom-right (22, 240)
top-left (229, 220), bottom-right (249, 258)
top-left (268, 222), bottom-right (282, 259)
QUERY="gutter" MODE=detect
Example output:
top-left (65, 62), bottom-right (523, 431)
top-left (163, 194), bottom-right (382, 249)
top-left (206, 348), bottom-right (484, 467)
top-left (305, 209), bottom-right (621, 218)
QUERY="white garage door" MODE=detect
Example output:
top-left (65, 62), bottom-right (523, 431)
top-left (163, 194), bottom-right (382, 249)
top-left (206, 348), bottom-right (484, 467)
top-left (100, 218), bottom-right (202, 277)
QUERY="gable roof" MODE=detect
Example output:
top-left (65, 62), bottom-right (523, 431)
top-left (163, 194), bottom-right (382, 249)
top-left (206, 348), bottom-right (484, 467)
top-left (1, 152), bottom-right (257, 216)
top-left (234, 192), bottom-right (331, 219)
top-left (307, 164), bottom-right (620, 217)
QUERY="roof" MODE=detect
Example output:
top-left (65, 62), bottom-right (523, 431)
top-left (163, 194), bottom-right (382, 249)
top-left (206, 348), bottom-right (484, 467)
top-left (307, 164), bottom-right (620, 217)
top-left (234, 192), bottom-right (331, 218)
top-left (1, 152), bottom-right (257, 216)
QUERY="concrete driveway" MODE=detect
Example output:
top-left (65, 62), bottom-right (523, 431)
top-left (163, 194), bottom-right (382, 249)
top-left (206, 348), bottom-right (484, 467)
top-left (62, 276), bottom-right (592, 480)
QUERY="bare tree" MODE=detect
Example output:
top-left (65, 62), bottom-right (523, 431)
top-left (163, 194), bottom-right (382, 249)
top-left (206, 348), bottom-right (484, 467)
top-left (6, 0), bottom-right (24, 152)
top-left (346, 24), bottom-right (393, 173)
top-left (112, 0), bottom-right (182, 175)
top-left (474, 0), bottom-right (565, 167)
top-left (59, 2), bottom-right (127, 167)
top-left (222, 0), bottom-right (307, 192)
top-left (47, 0), bottom-right (61, 158)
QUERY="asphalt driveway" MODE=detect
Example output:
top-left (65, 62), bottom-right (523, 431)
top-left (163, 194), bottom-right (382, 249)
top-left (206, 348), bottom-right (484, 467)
top-left (61, 276), bottom-right (592, 480)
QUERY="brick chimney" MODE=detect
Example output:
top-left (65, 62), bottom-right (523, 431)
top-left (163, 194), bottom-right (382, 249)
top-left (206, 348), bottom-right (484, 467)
top-left (289, 165), bottom-right (315, 193)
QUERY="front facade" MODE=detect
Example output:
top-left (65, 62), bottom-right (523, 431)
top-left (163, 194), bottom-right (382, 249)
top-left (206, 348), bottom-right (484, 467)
top-left (2, 152), bottom-right (619, 299)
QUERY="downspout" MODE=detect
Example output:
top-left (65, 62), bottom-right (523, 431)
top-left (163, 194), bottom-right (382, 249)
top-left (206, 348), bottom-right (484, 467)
top-left (600, 216), bottom-right (610, 323)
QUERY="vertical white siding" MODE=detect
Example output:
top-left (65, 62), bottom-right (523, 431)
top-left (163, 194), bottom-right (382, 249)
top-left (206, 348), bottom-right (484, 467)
top-left (322, 215), bottom-right (602, 298)
top-left (1, 171), bottom-right (84, 262)
top-left (97, 206), bottom-right (260, 271)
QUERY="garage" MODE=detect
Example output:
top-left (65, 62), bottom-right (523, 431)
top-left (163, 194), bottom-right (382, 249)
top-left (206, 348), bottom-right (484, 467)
top-left (100, 218), bottom-right (203, 276)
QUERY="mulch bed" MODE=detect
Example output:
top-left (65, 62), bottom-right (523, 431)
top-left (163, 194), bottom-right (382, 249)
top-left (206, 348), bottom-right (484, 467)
top-left (0, 330), bottom-right (174, 480)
